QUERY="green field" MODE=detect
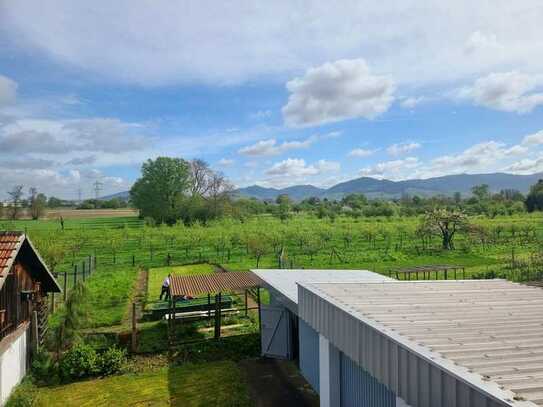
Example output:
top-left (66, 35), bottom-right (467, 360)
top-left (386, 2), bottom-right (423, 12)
top-left (4, 212), bottom-right (543, 333)
top-left (17, 361), bottom-right (251, 407)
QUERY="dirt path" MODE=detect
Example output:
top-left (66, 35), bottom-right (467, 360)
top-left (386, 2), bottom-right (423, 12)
top-left (123, 268), bottom-right (148, 325)
top-left (239, 358), bottom-right (319, 407)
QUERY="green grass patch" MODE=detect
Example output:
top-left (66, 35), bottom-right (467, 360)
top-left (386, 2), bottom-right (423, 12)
top-left (28, 361), bottom-right (252, 407)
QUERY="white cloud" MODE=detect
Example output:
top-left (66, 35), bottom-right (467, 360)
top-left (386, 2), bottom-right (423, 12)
top-left (504, 157), bottom-right (543, 174)
top-left (218, 158), bottom-right (234, 166)
top-left (430, 141), bottom-right (506, 171)
top-left (239, 139), bottom-right (304, 156)
top-left (348, 148), bottom-right (377, 158)
top-left (266, 158), bottom-right (320, 177)
top-left (282, 59), bottom-right (395, 127)
top-left (458, 71), bottom-right (543, 114)
top-left (3, 2), bottom-right (543, 87)
top-left (521, 130), bottom-right (543, 146)
top-left (263, 158), bottom-right (340, 187)
top-left (400, 97), bottom-right (427, 109)
top-left (464, 31), bottom-right (501, 55)
top-left (0, 75), bottom-right (17, 106)
top-left (238, 132), bottom-right (338, 157)
top-left (359, 157), bottom-right (420, 180)
top-left (249, 110), bottom-right (272, 120)
top-left (387, 142), bottom-right (421, 156)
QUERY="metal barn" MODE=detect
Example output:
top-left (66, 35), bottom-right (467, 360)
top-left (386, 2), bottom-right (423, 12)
top-left (255, 270), bottom-right (543, 407)
top-left (254, 269), bottom-right (399, 407)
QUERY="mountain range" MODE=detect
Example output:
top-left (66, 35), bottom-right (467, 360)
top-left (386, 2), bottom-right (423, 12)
top-left (234, 172), bottom-right (543, 201)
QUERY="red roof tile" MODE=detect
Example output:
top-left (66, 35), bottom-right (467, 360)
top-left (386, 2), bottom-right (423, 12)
top-left (0, 232), bottom-right (24, 278)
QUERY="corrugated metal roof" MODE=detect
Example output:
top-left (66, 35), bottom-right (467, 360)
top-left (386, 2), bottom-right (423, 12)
top-left (253, 269), bottom-right (392, 305)
top-left (300, 280), bottom-right (543, 407)
top-left (170, 271), bottom-right (262, 297)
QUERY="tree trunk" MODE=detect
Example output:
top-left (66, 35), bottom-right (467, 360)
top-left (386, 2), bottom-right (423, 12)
top-left (442, 232), bottom-right (452, 250)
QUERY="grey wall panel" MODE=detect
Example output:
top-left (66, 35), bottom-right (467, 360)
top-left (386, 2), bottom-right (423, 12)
top-left (299, 318), bottom-right (320, 393)
top-left (298, 285), bottom-right (518, 407)
top-left (340, 352), bottom-right (395, 407)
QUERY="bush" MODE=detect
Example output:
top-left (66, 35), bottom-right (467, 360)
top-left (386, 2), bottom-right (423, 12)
top-left (5, 379), bottom-right (37, 407)
top-left (96, 346), bottom-right (126, 376)
top-left (31, 350), bottom-right (58, 385)
top-left (60, 343), bottom-right (98, 380)
top-left (59, 344), bottom-right (126, 381)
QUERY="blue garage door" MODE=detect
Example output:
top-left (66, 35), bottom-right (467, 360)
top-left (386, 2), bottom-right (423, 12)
top-left (340, 352), bottom-right (395, 407)
top-left (298, 318), bottom-right (319, 393)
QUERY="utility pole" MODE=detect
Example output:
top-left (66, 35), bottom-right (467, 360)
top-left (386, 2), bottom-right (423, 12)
top-left (93, 180), bottom-right (103, 201)
top-left (77, 187), bottom-right (82, 203)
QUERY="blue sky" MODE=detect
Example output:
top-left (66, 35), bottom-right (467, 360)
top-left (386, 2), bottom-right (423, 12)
top-left (1, 1), bottom-right (543, 199)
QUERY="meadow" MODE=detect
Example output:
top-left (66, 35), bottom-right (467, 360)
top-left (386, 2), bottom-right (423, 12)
top-left (3, 210), bottom-right (543, 331)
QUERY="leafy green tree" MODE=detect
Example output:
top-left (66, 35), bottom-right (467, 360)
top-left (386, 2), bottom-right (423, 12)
top-left (275, 194), bottom-right (292, 222)
top-left (29, 187), bottom-right (47, 220)
top-left (48, 196), bottom-right (64, 208)
top-left (421, 208), bottom-right (470, 250)
top-left (525, 180), bottom-right (543, 212)
top-left (471, 184), bottom-right (490, 201)
top-left (130, 157), bottom-right (191, 224)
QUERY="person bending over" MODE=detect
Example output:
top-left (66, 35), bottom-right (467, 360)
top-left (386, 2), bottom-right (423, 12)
top-left (160, 274), bottom-right (171, 301)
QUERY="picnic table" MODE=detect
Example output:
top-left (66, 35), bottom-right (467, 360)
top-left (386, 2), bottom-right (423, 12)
top-left (145, 295), bottom-right (234, 320)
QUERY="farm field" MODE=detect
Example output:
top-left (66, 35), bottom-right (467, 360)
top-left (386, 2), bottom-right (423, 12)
top-left (17, 361), bottom-right (252, 407)
top-left (2, 212), bottom-right (541, 339)
top-left (0, 208), bottom-right (139, 220)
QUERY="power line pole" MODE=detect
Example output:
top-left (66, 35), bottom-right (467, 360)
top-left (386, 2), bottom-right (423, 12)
top-left (93, 180), bottom-right (103, 201)
top-left (77, 187), bottom-right (82, 203)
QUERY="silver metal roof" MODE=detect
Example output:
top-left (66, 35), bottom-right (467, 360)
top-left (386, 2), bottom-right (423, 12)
top-left (253, 269), bottom-right (392, 304)
top-left (298, 279), bottom-right (543, 407)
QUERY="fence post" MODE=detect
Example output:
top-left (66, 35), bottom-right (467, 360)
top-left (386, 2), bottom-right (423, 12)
top-left (74, 265), bottom-right (78, 286)
top-left (214, 293), bottom-right (221, 339)
top-left (131, 302), bottom-right (137, 353)
top-left (63, 272), bottom-right (68, 301)
top-left (244, 289), bottom-right (248, 317)
top-left (32, 311), bottom-right (39, 354)
top-left (132, 255), bottom-right (135, 267)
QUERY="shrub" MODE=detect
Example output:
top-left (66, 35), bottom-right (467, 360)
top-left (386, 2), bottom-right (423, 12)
top-left (59, 343), bottom-right (98, 380)
top-left (5, 379), bottom-right (38, 407)
top-left (31, 350), bottom-right (58, 385)
top-left (96, 346), bottom-right (126, 376)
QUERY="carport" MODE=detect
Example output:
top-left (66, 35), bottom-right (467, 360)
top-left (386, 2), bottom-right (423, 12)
top-left (167, 271), bottom-right (263, 343)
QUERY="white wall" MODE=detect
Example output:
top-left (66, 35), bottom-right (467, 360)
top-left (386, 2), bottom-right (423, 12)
top-left (0, 328), bottom-right (28, 405)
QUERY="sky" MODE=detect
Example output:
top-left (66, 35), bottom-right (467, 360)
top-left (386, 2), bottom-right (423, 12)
top-left (0, 1), bottom-right (543, 200)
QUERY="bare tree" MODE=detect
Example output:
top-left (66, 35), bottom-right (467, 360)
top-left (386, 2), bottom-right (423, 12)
top-left (7, 185), bottom-right (24, 220)
top-left (189, 159), bottom-right (213, 197)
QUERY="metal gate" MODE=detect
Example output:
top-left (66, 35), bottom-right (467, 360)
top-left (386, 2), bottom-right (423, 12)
top-left (260, 305), bottom-right (293, 359)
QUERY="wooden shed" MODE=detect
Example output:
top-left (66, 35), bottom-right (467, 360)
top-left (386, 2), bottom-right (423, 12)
top-left (0, 231), bottom-right (61, 404)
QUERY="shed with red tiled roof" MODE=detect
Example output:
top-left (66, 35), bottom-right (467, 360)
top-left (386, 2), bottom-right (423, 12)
top-left (0, 231), bottom-right (61, 404)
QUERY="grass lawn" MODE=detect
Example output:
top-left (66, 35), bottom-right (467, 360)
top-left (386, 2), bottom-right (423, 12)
top-left (31, 361), bottom-right (252, 407)
top-left (147, 263), bottom-right (216, 302)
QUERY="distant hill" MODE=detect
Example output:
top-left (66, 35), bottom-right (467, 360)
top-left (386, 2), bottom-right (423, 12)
top-left (99, 191), bottom-right (130, 201)
top-left (235, 172), bottom-right (543, 201)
